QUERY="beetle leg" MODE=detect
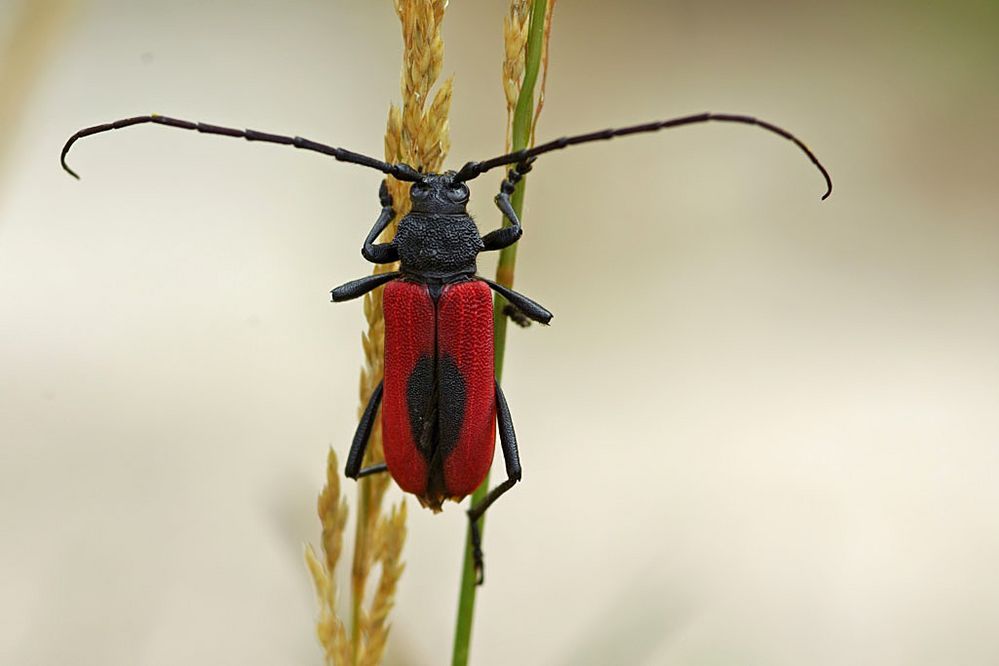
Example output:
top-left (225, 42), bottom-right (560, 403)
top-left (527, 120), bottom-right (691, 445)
top-left (480, 158), bottom-right (536, 252)
top-left (466, 380), bottom-right (523, 585)
top-left (480, 278), bottom-right (553, 325)
top-left (361, 180), bottom-right (400, 264)
top-left (357, 462), bottom-right (388, 478)
top-left (330, 271), bottom-right (401, 302)
top-left (344, 381), bottom-right (384, 479)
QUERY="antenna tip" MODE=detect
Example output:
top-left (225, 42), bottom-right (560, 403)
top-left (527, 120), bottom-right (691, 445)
top-left (60, 136), bottom-right (80, 179)
top-left (62, 162), bottom-right (80, 180)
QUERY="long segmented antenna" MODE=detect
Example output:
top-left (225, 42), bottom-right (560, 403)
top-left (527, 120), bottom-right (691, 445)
top-left (453, 112), bottom-right (833, 200)
top-left (60, 114), bottom-right (422, 182)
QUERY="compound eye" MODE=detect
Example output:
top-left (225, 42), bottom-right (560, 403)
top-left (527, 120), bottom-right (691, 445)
top-left (411, 182), bottom-right (429, 199)
top-left (446, 185), bottom-right (469, 203)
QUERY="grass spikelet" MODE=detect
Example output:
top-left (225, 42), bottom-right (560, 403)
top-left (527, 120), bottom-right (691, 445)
top-left (530, 0), bottom-right (557, 145)
top-left (502, 0), bottom-right (556, 149)
top-left (357, 503), bottom-right (408, 666)
top-left (349, 0), bottom-right (453, 663)
top-left (305, 448), bottom-right (352, 666)
top-left (308, 1), bottom-right (451, 661)
top-left (502, 0), bottom-right (531, 150)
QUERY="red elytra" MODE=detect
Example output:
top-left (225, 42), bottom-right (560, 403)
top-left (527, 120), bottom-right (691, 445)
top-left (382, 279), bottom-right (496, 511)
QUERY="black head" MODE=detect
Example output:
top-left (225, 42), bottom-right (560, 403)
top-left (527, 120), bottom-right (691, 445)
top-left (409, 172), bottom-right (470, 214)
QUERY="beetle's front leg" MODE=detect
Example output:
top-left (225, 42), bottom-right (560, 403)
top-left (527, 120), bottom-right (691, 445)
top-left (361, 180), bottom-right (400, 264)
top-left (467, 380), bottom-right (523, 585)
top-left (480, 158), bottom-right (536, 252)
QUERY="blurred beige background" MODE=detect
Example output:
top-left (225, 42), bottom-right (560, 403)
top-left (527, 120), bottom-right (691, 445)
top-left (2, 1), bottom-right (998, 664)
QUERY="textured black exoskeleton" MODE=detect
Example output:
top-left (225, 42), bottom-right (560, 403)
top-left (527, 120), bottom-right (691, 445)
top-left (61, 111), bottom-right (832, 583)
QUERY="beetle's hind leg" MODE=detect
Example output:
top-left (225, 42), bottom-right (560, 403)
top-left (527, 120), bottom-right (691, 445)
top-left (344, 381), bottom-right (389, 479)
top-left (467, 380), bottom-right (522, 585)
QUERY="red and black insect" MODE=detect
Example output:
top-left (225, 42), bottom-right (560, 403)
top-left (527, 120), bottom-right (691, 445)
top-left (61, 112), bottom-right (832, 583)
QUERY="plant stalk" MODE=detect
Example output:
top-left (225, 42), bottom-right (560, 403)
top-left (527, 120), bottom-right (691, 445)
top-left (451, 1), bottom-right (549, 664)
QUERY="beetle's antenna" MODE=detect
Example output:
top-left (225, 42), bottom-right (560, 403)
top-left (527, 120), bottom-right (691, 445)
top-left (453, 112), bottom-right (833, 200)
top-left (61, 114), bottom-right (422, 182)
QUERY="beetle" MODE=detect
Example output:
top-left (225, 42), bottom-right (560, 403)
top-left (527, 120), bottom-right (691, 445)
top-left (61, 111), bottom-right (832, 583)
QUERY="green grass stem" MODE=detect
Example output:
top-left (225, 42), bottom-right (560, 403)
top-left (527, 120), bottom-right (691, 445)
top-left (451, 1), bottom-right (550, 664)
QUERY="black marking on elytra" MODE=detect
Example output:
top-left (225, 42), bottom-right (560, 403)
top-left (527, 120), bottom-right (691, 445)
top-left (405, 352), bottom-right (468, 499)
top-left (406, 355), bottom-right (436, 458)
top-left (423, 353), bottom-right (467, 504)
top-left (436, 354), bottom-right (467, 459)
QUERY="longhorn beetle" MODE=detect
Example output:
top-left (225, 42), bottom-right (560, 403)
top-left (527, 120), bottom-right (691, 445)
top-left (61, 111), bottom-right (832, 584)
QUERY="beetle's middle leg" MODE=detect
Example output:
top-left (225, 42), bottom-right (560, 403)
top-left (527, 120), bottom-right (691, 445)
top-left (330, 271), bottom-right (401, 302)
top-left (481, 278), bottom-right (553, 326)
top-left (467, 380), bottom-right (522, 585)
top-left (344, 381), bottom-right (388, 479)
